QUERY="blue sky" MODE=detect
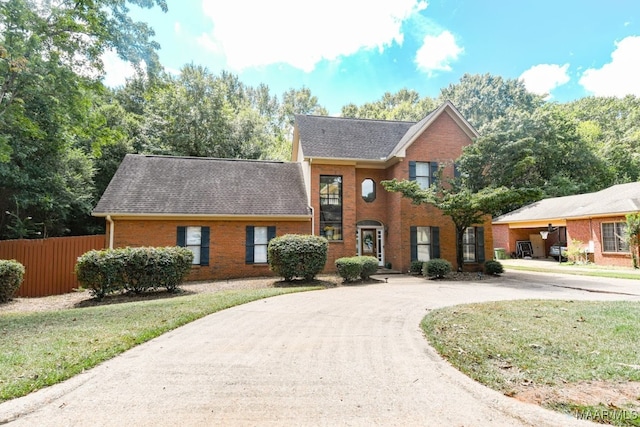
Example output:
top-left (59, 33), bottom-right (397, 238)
top-left (104, 0), bottom-right (640, 114)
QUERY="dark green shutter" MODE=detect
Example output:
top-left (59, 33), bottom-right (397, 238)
top-left (410, 226), bottom-right (417, 261)
top-left (409, 161), bottom-right (416, 181)
top-left (476, 226), bottom-right (485, 263)
top-left (200, 227), bottom-right (210, 266)
top-left (245, 226), bottom-right (254, 263)
top-left (430, 162), bottom-right (438, 185)
top-left (177, 226), bottom-right (186, 246)
top-left (432, 227), bottom-right (440, 259)
top-left (454, 162), bottom-right (461, 178)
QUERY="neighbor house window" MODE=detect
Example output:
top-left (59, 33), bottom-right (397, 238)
top-left (246, 226), bottom-right (276, 264)
top-left (177, 226), bottom-right (210, 265)
top-left (602, 222), bottom-right (629, 253)
top-left (362, 178), bottom-right (376, 202)
top-left (320, 175), bottom-right (342, 239)
top-left (462, 227), bottom-right (486, 263)
top-left (410, 226), bottom-right (440, 262)
top-left (409, 161), bottom-right (438, 190)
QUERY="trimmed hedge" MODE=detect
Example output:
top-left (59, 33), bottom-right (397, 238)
top-left (335, 256), bottom-right (379, 282)
top-left (410, 260), bottom-right (424, 274)
top-left (268, 234), bottom-right (328, 281)
top-left (423, 258), bottom-right (452, 279)
top-left (0, 260), bottom-right (25, 303)
top-left (484, 260), bottom-right (504, 276)
top-left (75, 247), bottom-right (194, 299)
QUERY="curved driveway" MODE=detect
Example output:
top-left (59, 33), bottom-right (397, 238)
top-left (2, 271), bottom-right (640, 426)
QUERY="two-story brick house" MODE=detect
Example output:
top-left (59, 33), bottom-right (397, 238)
top-left (93, 100), bottom-right (492, 280)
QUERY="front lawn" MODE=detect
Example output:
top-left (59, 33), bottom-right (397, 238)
top-left (0, 287), bottom-right (320, 402)
top-left (422, 300), bottom-right (640, 426)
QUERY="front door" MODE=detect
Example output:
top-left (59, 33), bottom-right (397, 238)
top-left (358, 227), bottom-right (384, 266)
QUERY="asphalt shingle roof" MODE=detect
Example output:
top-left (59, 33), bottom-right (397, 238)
top-left (295, 115), bottom-right (414, 160)
top-left (93, 155), bottom-right (311, 216)
top-left (493, 182), bottom-right (640, 223)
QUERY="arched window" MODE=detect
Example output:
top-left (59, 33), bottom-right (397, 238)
top-left (362, 178), bottom-right (376, 202)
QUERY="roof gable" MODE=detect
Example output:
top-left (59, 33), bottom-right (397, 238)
top-left (294, 100), bottom-right (478, 162)
top-left (93, 155), bottom-right (311, 217)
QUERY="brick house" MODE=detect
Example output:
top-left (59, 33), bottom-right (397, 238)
top-left (492, 182), bottom-right (640, 267)
top-left (93, 100), bottom-right (492, 280)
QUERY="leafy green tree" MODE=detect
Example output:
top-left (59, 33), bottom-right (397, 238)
top-left (341, 89), bottom-right (436, 121)
top-left (382, 175), bottom-right (537, 271)
top-left (438, 73), bottom-right (543, 131)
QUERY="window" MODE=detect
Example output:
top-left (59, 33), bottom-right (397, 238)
top-left (410, 226), bottom-right (440, 261)
top-left (320, 175), bottom-right (342, 239)
top-left (246, 226), bottom-right (276, 264)
top-left (177, 226), bottom-right (210, 266)
top-left (462, 227), bottom-right (486, 263)
top-left (362, 178), bottom-right (376, 202)
top-left (409, 161), bottom-right (438, 190)
top-left (602, 222), bottom-right (629, 253)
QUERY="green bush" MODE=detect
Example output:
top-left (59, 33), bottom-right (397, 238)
top-left (335, 257), bottom-right (361, 282)
top-left (359, 256), bottom-right (378, 280)
top-left (268, 234), bottom-right (328, 281)
top-left (335, 256), bottom-right (379, 282)
top-left (75, 247), bottom-right (193, 299)
top-left (423, 258), bottom-right (452, 279)
top-left (0, 260), bottom-right (25, 303)
top-left (410, 260), bottom-right (424, 274)
top-left (484, 260), bottom-right (504, 276)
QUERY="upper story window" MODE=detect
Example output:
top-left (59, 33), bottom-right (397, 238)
top-left (320, 175), bottom-right (342, 240)
top-left (409, 161), bottom-right (438, 190)
top-left (602, 222), bottom-right (629, 253)
top-left (362, 178), bottom-right (376, 202)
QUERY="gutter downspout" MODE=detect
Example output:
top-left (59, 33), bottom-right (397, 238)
top-left (310, 206), bottom-right (315, 235)
top-left (106, 215), bottom-right (114, 249)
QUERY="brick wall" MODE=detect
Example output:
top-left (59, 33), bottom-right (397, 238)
top-left (568, 217), bottom-right (633, 267)
top-left (111, 219), bottom-right (311, 281)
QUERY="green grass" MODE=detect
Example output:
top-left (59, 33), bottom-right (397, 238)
top-left (422, 300), bottom-right (640, 426)
top-left (503, 264), bottom-right (640, 281)
top-left (0, 287), bottom-right (319, 402)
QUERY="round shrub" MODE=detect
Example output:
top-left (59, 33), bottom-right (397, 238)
top-left (484, 260), bottom-right (504, 276)
top-left (409, 260), bottom-right (424, 274)
top-left (423, 258), bottom-right (452, 279)
top-left (359, 256), bottom-right (379, 280)
top-left (0, 259), bottom-right (25, 303)
top-left (268, 234), bottom-right (328, 281)
top-left (335, 257), bottom-right (361, 282)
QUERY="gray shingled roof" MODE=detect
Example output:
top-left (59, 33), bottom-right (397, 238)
top-left (295, 115), bottom-right (414, 160)
top-left (93, 155), bottom-right (311, 216)
top-left (493, 182), bottom-right (640, 223)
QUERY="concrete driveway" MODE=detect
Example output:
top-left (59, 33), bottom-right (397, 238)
top-left (2, 270), bottom-right (639, 426)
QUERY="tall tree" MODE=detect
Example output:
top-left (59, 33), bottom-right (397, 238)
top-left (0, 0), bottom-right (167, 238)
top-left (341, 89), bottom-right (436, 121)
top-left (438, 73), bottom-right (543, 131)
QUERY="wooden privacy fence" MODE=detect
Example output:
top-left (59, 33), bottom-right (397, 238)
top-left (0, 235), bottom-right (106, 297)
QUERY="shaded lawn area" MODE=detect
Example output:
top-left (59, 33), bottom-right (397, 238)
top-left (422, 300), bottom-right (640, 426)
top-left (0, 286), bottom-right (320, 402)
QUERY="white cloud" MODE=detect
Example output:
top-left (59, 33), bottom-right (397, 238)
top-left (414, 30), bottom-right (463, 75)
top-left (174, 22), bottom-right (182, 36)
top-left (198, 0), bottom-right (428, 72)
top-left (579, 36), bottom-right (640, 97)
top-left (101, 49), bottom-right (138, 88)
top-left (519, 63), bottom-right (570, 97)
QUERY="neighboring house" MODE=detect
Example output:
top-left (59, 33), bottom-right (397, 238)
top-left (94, 101), bottom-right (491, 280)
top-left (492, 182), bottom-right (640, 267)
